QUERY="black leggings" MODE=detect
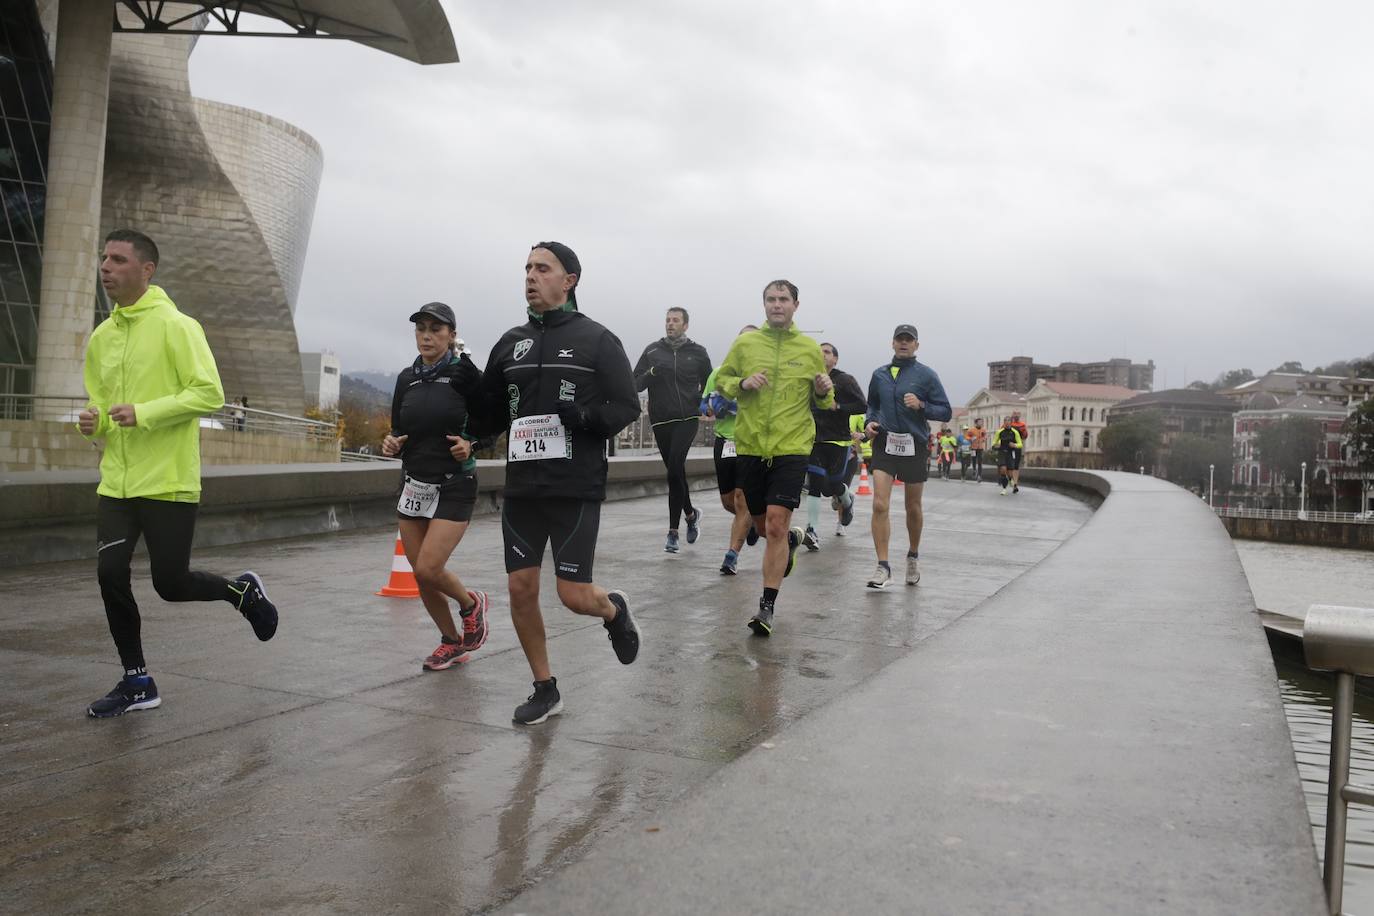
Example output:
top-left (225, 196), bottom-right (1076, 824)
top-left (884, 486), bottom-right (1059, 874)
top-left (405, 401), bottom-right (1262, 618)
top-left (96, 497), bottom-right (231, 671)
top-left (654, 419), bottom-right (698, 530)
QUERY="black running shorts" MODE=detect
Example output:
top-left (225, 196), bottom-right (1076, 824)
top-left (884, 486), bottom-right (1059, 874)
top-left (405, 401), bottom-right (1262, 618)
top-left (737, 454), bottom-right (809, 516)
top-left (713, 436), bottom-right (740, 494)
top-left (868, 431), bottom-right (930, 484)
top-left (806, 441), bottom-right (853, 497)
top-left (501, 497), bottom-right (601, 582)
top-left (999, 447), bottom-right (1023, 471)
top-left (397, 471), bottom-right (479, 523)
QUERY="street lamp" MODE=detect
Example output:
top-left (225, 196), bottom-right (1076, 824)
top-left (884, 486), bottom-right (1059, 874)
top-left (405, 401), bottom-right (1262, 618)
top-left (1209, 464), bottom-right (1215, 506)
top-left (1300, 460), bottom-right (1308, 519)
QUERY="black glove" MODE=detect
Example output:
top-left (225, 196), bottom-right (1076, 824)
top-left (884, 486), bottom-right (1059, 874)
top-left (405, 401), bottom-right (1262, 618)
top-left (558, 402), bottom-right (591, 431)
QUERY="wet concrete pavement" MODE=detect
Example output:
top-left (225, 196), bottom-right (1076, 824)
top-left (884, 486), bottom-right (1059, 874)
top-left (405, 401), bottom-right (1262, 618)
top-left (0, 479), bottom-right (1089, 913)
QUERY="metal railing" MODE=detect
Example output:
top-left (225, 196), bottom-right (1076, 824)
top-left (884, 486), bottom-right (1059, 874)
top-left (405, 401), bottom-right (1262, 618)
top-left (340, 450), bottom-right (399, 463)
top-left (1304, 604), bottom-right (1374, 915)
top-left (0, 392), bottom-right (337, 441)
top-left (1214, 507), bottom-right (1373, 524)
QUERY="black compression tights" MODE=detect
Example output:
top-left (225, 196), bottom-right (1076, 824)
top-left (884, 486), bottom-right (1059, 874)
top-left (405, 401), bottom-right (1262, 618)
top-left (654, 419), bottom-right (699, 530)
top-left (96, 497), bottom-right (232, 671)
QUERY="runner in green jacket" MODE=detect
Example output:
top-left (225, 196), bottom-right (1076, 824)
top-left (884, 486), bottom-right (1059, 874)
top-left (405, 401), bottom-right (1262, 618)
top-left (78, 229), bottom-right (278, 718)
top-left (713, 280), bottom-right (834, 635)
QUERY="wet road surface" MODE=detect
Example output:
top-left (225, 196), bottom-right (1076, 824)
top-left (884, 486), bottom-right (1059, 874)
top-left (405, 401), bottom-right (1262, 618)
top-left (0, 479), bottom-right (1089, 913)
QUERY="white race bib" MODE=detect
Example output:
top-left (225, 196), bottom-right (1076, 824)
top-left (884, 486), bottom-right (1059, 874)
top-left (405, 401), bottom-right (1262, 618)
top-left (398, 476), bottom-right (440, 518)
top-left (885, 431), bottom-right (916, 457)
top-left (721, 438), bottom-right (737, 458)
top-left (508, 413), bottom-right (570, 462)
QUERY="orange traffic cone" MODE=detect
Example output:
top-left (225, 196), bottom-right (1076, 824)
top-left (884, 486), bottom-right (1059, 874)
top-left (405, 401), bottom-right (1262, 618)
top-left (376, 530), bottom-right (420, 597)
top-left (856, 463), bottom-right (872, 496)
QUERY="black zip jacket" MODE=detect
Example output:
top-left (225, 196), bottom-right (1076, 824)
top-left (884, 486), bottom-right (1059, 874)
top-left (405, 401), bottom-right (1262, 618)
top-left (477, 308), bottom-right (640, 501)
top-left (812, 367), bottom-right (867, 443)
top-left (633, 337), bottom-right (712, 426)
top-left (389, 353), bottom-right (486, 483)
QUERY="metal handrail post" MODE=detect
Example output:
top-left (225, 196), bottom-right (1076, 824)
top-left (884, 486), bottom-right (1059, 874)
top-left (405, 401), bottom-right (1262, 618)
top-left (1324, 670), bottom-right (1354, 914)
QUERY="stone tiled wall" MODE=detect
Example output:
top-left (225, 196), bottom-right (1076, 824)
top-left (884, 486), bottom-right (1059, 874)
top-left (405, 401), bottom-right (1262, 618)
top-left (0, 420), bottom-right (337, 471)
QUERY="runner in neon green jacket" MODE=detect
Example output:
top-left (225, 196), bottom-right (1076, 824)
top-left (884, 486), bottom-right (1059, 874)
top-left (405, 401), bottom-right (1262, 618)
top-left (79, 284), bottom-right (224, 501)
top-left (79, 229), bottom-right (276, 722)
top-left (714, 324), bottom-right (834, 459)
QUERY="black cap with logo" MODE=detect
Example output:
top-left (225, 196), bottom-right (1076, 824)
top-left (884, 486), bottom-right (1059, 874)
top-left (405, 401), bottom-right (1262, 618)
top-left (409, 302), bottom-right (456, 328)
top-left (893, 323), bottom-right (918, 340)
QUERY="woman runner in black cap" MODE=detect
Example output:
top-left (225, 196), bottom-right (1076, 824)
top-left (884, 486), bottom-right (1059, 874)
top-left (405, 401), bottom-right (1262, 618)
top-left (381, 302), bottom-right (492, 670)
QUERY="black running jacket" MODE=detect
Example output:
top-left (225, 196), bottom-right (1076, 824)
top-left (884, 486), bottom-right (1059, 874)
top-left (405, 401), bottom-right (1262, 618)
top-left (477, 308), bottom-right (640, 501)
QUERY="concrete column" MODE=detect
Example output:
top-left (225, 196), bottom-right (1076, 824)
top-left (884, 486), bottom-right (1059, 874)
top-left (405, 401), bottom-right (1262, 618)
top-left (32, 0), bottom-right (112, 415)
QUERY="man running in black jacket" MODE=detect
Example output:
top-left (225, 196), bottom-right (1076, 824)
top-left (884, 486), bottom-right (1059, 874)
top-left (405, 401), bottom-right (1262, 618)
top-left (801, 342), bottom-right (868, 550)
top-left (478, 242), bottom-right (643, 725)
top-left (634, 308), bottom-right (712, 553)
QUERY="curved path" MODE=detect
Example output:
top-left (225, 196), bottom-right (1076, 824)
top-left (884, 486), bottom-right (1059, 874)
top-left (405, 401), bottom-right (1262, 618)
top-left (0, 473), bottom-right (1321, 913)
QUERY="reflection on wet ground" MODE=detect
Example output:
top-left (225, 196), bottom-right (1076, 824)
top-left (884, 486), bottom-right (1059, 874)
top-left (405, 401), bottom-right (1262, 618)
top-left (0, 482), bottom-right (1089, 913)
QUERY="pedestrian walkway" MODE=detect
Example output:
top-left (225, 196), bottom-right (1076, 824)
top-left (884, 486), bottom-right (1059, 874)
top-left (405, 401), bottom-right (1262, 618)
top-left (0, 479), bottom-right (1085, 912)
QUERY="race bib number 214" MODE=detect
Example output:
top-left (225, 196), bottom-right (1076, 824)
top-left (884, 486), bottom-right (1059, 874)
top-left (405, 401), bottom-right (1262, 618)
top-left (508, 414), bottom-right (570, 462)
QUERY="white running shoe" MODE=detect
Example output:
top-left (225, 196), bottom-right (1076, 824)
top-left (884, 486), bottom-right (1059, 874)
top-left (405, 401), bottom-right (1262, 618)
top-left (906, 556), bottom-right (921, 585)
top-left (866, 564), bottom-right (891, 589)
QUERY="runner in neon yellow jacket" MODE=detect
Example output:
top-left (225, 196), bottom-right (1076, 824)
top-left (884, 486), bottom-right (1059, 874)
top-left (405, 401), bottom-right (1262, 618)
top-left (78, 229), bottom-right (275, 723)
top-left (79, 284), bottom-right (224, 501)
top-left (714, 324), bottom-right (834, 458)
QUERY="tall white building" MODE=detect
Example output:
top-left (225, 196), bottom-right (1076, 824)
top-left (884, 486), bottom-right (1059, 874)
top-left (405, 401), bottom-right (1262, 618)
top-left (1024, 381), bottom-right (1137, 467)
top-left (300, 352), bottom-right (341, 411)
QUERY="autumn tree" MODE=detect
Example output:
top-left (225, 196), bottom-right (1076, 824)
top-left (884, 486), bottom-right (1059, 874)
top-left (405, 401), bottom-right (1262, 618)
top-left (1098, 411), bottom-right (1162, 471)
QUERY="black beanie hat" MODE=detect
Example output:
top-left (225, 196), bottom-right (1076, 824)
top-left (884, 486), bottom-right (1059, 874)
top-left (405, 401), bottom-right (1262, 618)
top-left (533, 241), bottom-right (581, 307)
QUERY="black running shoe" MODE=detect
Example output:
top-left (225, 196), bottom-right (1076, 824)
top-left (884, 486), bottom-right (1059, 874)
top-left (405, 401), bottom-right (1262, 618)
top-left (604, 590), bottom-right (639, 664)
top-left (803, 527), bottom-right (820, 551)
top-left (748, 602), bottom-right (774, 637)
top-left (839, 493), bottom-right (854, 528)
top-left (784, 526), bottom-right (803, 578)
top-left (513, 677), bottom-right (562, 725)
top-left (229, 571), bottom-right (278, 641)
top-left (746, 525), bottom-right (760, 547)
top-left (685, 507), bottom-right (701, 544)
top-left (88, 677), bottom-right (161, 718)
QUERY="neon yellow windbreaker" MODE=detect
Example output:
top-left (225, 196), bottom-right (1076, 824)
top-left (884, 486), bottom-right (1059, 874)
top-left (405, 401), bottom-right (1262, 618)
top-left (714, 324), bottom-right (834, 458)
top-left (79, 285), bottom-right (224, 501)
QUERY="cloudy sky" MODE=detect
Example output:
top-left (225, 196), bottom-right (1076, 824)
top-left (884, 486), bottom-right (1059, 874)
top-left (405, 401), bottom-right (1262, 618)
top-left (189, 0), bottom-right (1373, 403)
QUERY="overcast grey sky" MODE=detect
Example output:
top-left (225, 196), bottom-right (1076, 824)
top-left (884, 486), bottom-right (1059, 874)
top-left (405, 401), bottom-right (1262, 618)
top-left (189, 0), bottom-right (1373, 403)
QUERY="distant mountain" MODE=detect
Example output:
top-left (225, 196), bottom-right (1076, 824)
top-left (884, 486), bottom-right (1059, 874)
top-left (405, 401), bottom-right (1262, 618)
top-left (340, 374), bottom-right (391, 413)
top-left (346, 370), bottom-right (397, 394)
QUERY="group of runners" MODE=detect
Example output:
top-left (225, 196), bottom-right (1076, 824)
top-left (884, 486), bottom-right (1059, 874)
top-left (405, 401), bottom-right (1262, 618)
top-left (76, 230), bottom-right (1027, 728)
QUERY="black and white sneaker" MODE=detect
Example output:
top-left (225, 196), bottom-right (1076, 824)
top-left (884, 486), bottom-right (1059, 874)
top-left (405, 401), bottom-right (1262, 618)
top-left (746, 525), bottom-right (760, 547)
top-left (513, 678), bottom-right (562, 725)
top-left (685, 507), bottom-right (701, 544)
top-left (604, 590), bottom-right (639, 664)
top-left (88, 676), bottom-right (161, 718)
top-left (803, 527), bottom-right (820, 551)
top-left (229, 571), bottom-right (278, 641)
top-left (748, 602), bottom-right (774, 637)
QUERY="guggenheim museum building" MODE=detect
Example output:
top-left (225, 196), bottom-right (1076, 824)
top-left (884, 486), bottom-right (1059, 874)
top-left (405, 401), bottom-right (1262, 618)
top-left (1, 1), bottom-right (457, 421)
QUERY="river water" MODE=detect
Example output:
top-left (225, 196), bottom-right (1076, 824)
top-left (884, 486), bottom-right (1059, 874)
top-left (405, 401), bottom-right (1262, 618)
top-left (1235, 539), bottom-right (1374, 913)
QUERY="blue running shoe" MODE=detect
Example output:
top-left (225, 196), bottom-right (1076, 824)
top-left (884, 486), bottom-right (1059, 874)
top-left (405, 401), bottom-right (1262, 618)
top-left (664, 531), bottom-right (680, 553)
top-left (88, 676), bottom-right (161, 718)
top-left (685, 507), bottom-right (701, 544)
top-left (230, 571), bottom-right (278, 641)
top-left (720, 550), bottom-right (739, 575)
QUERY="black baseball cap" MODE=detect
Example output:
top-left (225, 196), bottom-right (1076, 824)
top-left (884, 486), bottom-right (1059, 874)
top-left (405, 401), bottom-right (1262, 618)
top-left (893, 324), bottom-right (918, 339)
top-left (409, 302), bottom-right (456, 327)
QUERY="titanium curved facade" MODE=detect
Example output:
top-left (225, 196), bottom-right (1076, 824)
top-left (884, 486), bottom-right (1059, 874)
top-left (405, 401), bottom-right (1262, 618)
top-left (100, 27), bottom-right (320, 414)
